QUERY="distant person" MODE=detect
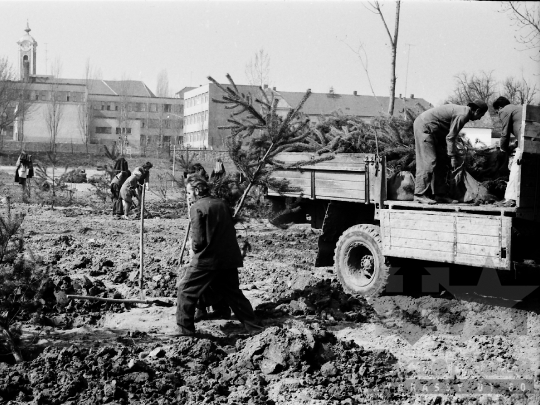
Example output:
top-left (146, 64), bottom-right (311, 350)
top-left (119, 163), bottom-right (151, 220)
top-left (492, 96), bottom-right (522, 207)
top-left (175, 175), bottom-right (262, 337)
top-left (210, 158), bottom-right (226, 183)
top-left (14, 151), bottom-right (34, 202)
top-left (413, 100), bottom-right (488, 204)
top-left (184, 163), bottom-right (209, 181)
top-left (110, 170), bottom-right (131, 217)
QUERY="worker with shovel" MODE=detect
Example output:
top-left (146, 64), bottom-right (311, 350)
top-left (413, 100), bottom-right (488, 204)
top-left (174, 175), bottom-right (262, 337)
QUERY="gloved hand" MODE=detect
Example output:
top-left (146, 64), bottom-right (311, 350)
top-left (450, 157), bottom-right (459, 170)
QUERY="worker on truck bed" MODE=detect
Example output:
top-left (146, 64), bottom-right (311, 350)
top-left (174, 175), bottom-right (262, 337)
top-left (493, 96), bottom-right (522, 207)
top-left (413, 99), bottom-right (488, 204)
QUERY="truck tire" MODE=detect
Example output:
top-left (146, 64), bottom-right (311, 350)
top-left (334, 224), bottom-right (389, 298)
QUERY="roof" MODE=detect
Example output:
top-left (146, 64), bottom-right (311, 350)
top-left (174, 87), bottom-right (196, 98)
top-left (463, 112), bottom-right (494, 129)
top-left (274, 90), bottom-right (433, 117)
top-left (31, 78), bottom-right (156, 97)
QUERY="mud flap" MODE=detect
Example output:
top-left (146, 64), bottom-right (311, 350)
top-left (315, 201), bottom-right (360, 267)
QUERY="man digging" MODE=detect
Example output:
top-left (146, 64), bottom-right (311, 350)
top-left (174, 175), bottom-right (262, 337)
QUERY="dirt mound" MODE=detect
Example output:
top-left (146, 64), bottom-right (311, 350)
top-left (0, 323), bottom-right (409, 404)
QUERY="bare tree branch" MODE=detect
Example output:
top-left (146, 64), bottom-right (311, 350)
top-left (500, 1), bottom-right (540, 60)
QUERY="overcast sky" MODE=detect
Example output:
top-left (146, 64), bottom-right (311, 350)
top-left (1, 0), bottom-right (538, 106)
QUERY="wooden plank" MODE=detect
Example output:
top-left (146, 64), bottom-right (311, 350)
top-left (455, 253), bottom-right (505, 269)
top-left (272, 171), bottom-right (312, 180)
top-left (456, 216), bottom-right (501, 227)
top-left (316, 190), bottom-right (364, 200)
top-left (297, 164), bottom-right (366, 172)
top-left (383, 246), bottom-right (454, 262)
top-left (387, 210), bottom-right (455, 222)
top-left (457, 223), bottom-right (500, 237)
top-left (383, 218), bottom-right (454, 232)
top-left (526, 104), bottom-right (540, 123)
top-left (389, 236), bottom-right (454, 252)
top-left (384, 200), bottom-right (516, 214)
top-left (315, 171), bottom-right (364, 182)
top-left (390, 228), bottom-right (454, 242)
top-left (457, 243), bottom-right (500, 257)
top-left (456, 233), bottom-right (499, 247)
top-left (315, 179), bottom-right (365, 191)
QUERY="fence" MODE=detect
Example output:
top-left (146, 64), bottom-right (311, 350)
top-left (0, 139), bottom-right (232, 167)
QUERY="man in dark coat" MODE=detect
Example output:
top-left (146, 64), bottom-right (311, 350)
top-left (110, 170), bottom-right (131, 216)
top-left (413, 99), bottom-right (488, 204)
top-left (493, 96), bottom-right (523, 206)
top-left (175, 175), bottom-right (261, 336)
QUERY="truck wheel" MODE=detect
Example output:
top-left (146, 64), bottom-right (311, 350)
top-left (334, 224), bottom-right (389, 298)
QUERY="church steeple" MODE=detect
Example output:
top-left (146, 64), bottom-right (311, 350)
top-left (17, 21), bottom-right (38, 81)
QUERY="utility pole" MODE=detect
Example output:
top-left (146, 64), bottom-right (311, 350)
top-left (404, 43), bottom-right (415, 98)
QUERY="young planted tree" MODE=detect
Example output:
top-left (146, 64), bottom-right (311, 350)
top-left (368, 1), bottom-right (401, 116)
top-left (77, 59), bottom-right (96, 153)
top-left (117, 76), bottom-right (133, 156)
top-left (207, 74), bottom-right (312, 217)
top-left (43, 59), bottom-right (64, 196)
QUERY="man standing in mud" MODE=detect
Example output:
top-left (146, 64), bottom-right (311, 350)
top-left (175, 175), bottom-right (262, 336)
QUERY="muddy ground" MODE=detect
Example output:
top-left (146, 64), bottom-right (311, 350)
top-left (1, 195), bottom-right (540, 404)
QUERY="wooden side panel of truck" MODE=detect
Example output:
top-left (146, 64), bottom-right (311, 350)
top-left (380, 209), bottom-right (512, 270)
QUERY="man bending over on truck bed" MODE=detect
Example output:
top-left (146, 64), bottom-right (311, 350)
top-left (413, 99), bottom-right (488, 204)
top-left (492, 96), bottom-right (522, 207)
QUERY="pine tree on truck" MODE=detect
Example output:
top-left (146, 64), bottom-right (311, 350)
top-left (267, 104), bottom-right (540, 297)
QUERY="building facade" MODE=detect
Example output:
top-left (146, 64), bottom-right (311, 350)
top-left (6, 25), bottom-right (184, 153)
top-left (181, 83), bottom-right (433, 149)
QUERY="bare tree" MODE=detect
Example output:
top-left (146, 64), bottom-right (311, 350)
top-left (77, 58), bottom-right (96, 153)
top-left (446, 71), bottom-right (498, 105)
top-left (340, 40), bottom-right (384, 110)
top-left (117, 74), bottom-right (133, 156)
top-left (0, 57), bottom-right (33, 146)
top-left (501, 2), bottom-right (540, 60)
top-left (43, 58), bottom-right (64, 195)
top-left (156, 69), bottom-right (170, 97)
top-left (245, 48), bottom-right (271, 87)
top-left (367, 1), bottom-right (401, 116)
top-left (501, 76), bottom-right (539, 105)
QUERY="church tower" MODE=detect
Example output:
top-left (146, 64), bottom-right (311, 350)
top-left (17, 22), bottom-right (38, 82)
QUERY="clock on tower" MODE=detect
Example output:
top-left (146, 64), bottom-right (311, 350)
top-left (17, 22), bottom-right (38, 81)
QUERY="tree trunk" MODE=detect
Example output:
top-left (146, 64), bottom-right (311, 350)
top-left (388, 1), bottom-right (401, 116)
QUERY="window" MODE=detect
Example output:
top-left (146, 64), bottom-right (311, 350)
top-left (140, 103), bottom-right (147, 112)
top-left (164, 104), bottom-right (172, 113)
top-left (95, 127), bottom-right (112, 134)
top-left (149, 103), bottom-right (157, 112)
top-left (116, 128), bottom-right (132, 135)
top-left (66, 94), bottom-right (70, 102)
top-left (101, 102), bottom-right (106, 110)
top-left (40, 91), bottom-right (47, 101)
top-left (127, 103), bottom-right (133, 112)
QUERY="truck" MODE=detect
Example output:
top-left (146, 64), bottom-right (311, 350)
top-left (267, 104), bottom-right (540, 297)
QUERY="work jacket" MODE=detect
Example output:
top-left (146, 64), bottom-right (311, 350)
top-left (498, 104), bottom-right (522, 153)
top-left (416, 104), bottom-right (472, 157)
top-left (189, 195), bottom-right (243, 270)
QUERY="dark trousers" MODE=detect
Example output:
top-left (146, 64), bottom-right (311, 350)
top-left (111, 184), bottom-right (124, 215)
top-left (176, 266), bottom-right (257, 331)
top-left (414, 120), bottom-right (449, 196)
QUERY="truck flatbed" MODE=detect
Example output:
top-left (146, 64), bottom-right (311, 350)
top-left (384, 200), bottom-right (517, 216)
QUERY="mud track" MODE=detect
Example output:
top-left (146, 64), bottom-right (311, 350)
top-left (1, 203), bottom-right (540, 404)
